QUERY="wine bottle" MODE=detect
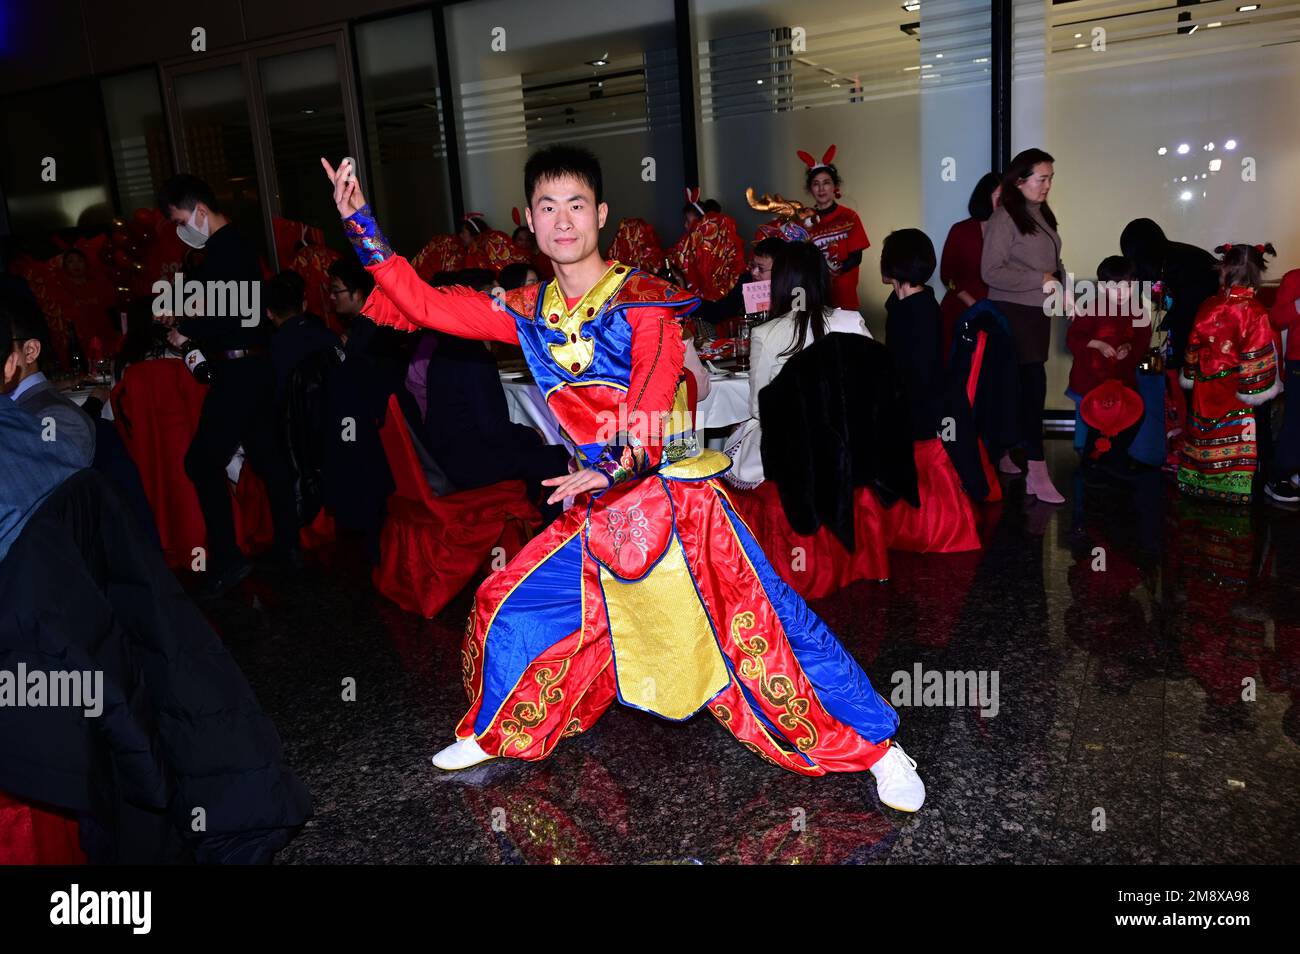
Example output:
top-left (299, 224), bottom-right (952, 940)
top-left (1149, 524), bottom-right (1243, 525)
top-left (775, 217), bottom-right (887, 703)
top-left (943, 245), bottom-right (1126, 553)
top-left (180, 339), bottom-right (212, 385)
top-left (67, 326), bottom-right (88, 377)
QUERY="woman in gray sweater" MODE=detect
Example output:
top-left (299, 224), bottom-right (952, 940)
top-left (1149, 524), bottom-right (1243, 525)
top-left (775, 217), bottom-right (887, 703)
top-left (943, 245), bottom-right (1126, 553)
top-left (981, 147), bottom-right (1065, 504)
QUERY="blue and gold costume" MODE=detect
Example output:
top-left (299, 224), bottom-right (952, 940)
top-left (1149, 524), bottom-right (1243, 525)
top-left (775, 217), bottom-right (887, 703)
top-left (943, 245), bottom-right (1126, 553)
top-left (345, 206), bottom-right (902, 774)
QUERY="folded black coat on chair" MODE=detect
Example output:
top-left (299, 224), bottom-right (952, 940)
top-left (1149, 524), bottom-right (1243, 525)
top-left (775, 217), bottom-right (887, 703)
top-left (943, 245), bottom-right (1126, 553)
top-left (758, 332), bottom-right (919, 552)
top-left (0, 470), bottom-right (311, 863)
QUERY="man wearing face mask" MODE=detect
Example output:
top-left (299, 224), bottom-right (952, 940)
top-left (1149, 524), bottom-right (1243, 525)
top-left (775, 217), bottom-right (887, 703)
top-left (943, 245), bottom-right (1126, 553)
top-left (157, 175), bottom-right (297, 599)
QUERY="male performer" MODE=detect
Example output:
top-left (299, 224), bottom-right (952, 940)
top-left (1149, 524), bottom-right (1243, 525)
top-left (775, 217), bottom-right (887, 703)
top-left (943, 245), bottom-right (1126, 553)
top-left (321, 146), bottom-right (925, 811)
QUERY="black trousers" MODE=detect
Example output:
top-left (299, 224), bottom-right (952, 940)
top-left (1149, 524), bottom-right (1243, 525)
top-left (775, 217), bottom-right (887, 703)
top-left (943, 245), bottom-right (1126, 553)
top-left (1019, 362), bottom-right (1048, 461)
top-left (184, 357), bottom-right (298, 569)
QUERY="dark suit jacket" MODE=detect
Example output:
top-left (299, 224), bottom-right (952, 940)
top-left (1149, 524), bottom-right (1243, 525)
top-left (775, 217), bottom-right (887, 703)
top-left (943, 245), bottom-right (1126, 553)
top-left (14, 375), bottom-right (96, 466)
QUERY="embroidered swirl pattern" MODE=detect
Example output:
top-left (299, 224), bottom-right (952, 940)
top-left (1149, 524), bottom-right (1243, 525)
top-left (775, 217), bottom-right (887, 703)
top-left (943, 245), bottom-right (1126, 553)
top-left (730, 612), bottom-right (819, 751)
top-left (498, 660), bottom-right (571, 755)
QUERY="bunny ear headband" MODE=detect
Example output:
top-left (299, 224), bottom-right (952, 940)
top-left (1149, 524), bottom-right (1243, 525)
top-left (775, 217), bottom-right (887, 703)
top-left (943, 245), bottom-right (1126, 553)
top-left (796, 145), bottom-right (837, 172)
top-left (1221, 243), bottom-right (1268, 253)
top-left (684, 186), bottom-right (703, 216)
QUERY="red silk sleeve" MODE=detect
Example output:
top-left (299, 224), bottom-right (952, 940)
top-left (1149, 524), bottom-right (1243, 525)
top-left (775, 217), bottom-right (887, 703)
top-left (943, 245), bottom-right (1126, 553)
top-left (586, 305), bottom-right (686, 485)
top-left (362, 254), bottom-right (519, 344)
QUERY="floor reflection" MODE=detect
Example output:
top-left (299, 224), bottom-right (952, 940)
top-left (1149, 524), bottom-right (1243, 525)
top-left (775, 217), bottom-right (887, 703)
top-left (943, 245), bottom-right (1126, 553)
top-left (197, 440), bottom-right (1300, 863)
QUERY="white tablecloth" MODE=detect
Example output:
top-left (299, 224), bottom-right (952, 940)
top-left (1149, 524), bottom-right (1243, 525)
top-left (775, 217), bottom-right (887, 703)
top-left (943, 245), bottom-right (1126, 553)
top-left (503, 375), bottom-right (750, 448)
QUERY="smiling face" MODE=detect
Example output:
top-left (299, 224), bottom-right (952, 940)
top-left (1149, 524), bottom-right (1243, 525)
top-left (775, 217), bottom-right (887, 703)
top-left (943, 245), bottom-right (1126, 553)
top-left (809, 170), bottom-right (837, 208)
top-left (1017, 162), bottom-right (1054, 204)
top-left (525, 173), bottom-right (607, 267)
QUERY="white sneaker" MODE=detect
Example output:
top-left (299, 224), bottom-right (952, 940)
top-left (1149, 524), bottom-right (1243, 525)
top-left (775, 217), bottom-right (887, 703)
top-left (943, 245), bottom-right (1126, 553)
top-left (431, 736), bottom-right (495, 770)
top-left (870, 742), bottom-right (926, 812)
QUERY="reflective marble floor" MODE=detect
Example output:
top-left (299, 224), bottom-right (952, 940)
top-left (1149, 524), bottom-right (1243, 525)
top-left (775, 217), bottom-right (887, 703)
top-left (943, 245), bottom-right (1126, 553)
top-left (198, 440), bottom-right (1300, 864)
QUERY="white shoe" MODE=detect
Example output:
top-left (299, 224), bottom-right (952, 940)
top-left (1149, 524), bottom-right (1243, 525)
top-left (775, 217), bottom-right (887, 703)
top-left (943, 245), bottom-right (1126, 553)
top-left (431, 736), bottom-right (495, 770)
top-left (870, 742), bottom-right (926, 812)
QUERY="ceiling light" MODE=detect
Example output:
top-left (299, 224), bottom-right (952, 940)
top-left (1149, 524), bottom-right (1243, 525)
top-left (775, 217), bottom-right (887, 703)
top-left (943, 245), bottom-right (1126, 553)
top-left (1208, 21), bottom-right (1223, 27)
top-left (1180, 190), bottom-right (1194, 201)
top-left (902, 1), bottom-right (921, 12)
top-left (1237, 5), bottom-right (1260, 12)
top-left (1157, 146), bottom-right (1168, 156)
top-left (1209, 158), bottom-right (1222, 171)
top-left (1225, 139), bottom-right (1238, 149)
top-left (1177, 143), bottom-right (1190, 154)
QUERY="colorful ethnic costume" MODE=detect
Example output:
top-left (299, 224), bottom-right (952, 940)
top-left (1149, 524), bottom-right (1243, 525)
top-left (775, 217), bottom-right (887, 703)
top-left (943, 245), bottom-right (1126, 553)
top-left (807, 202), bottom-right (870, 311)
top-left (342, 205), bottom-right (903, 775)
top-left (1178, 286), bottom-right (1281, 504)
top-left (668, 211), bottom-right (746, 303)
top-left (607, 218), bottom-right (666, 276)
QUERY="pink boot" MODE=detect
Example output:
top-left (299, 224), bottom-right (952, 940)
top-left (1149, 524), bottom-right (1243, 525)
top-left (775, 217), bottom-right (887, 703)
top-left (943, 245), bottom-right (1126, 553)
top-left (1026, 459), bottom-right (1064, 504)
top-left (999, 451), bottom-right (1023, 475)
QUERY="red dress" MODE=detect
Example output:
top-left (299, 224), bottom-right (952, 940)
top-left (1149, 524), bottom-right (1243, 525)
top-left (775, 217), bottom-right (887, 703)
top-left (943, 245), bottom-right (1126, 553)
top-left (807, 203), bottom-right (870, 310)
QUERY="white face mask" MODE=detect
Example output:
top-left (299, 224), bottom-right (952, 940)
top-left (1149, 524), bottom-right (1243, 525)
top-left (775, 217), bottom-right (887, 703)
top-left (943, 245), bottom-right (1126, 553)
top-left (176, 208), bottom-right (211, 249)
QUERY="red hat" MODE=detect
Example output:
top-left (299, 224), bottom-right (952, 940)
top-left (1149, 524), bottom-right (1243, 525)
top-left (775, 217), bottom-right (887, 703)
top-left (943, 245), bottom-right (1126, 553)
top-left (1081, 380), bottom-right (1144, 457)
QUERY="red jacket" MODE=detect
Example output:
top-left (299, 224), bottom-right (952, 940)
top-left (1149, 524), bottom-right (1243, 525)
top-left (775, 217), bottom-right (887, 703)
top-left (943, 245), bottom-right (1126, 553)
top-left (1066, 311), bottom-right (1149, 396)
top-left (1268, 268), bottom-right (1300, 362)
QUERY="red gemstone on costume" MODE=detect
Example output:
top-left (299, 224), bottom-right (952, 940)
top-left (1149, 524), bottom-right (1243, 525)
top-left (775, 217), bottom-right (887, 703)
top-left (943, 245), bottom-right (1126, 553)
top-left (586, 307), bottom-right (595, 316)
top-left (570, 333), bottom-right (577, 343)
top-left (614, 267), bottom-right (625, 274)
top-left (549, 314), bottom-right (559, 323)
top-left (570, 362), bottom-right (580, 372)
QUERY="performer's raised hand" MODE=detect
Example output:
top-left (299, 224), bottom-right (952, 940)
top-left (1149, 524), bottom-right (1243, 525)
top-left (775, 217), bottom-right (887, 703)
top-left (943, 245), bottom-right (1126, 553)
top-left (320, 157), bottom-right (368, 218)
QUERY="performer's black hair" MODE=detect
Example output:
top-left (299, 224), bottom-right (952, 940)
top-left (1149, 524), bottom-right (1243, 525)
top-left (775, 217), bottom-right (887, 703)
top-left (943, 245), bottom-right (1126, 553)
top-left (328, 257), bottom-right (375, 297)
top-left (752, 237), bottom-right (786, 260)
top-left (158, 173), bottom-right (222, 215)
top-left (880, 228), bottom-right (936, 286)
top-left (1096, 255), bottom-right (1136, 284)
top-left (771, 241), bottom-right (833, 359)
top-left (1215, 242), bottom-right (1276, 290)
top-left (967, 172), bottom-right (1001, 222)
top-left (264, 271), bottom-right (306, 317)
top-left (1000, 148), bottom-right (1057, 236)
top-left (499, 262), bottom-right (537, 291)
top-left (524, 144), bottom-right (603, 206)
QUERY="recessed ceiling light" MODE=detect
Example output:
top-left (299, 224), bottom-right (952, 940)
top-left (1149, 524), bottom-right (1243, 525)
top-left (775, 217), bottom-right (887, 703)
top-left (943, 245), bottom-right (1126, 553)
top-left (902, 1), bottom-right (921, 12)
top-left (1225, 139), bottom-right (1238, 149)
top-left (1177, 143), bottom-right (1190, 154)
top-left (1074, 33), bottom-right (1082, 39)
top-left (1157, 146), bottom-right (1168, 156)
top-left (1180, 190), bottom-right (1194, 201)
top-left (935, 53), bottom-right (943, 58)
top-left (1209, 158), bottom-right (1222, 171)
top-left (1074, 43), bottom-right (1085, 48)
top-left (973, 57), bottom-right (989, 64)
top-left (1238, 5), bottom-right (1260, 12)
top-left (1208, 21), bottom-right (1223, 27)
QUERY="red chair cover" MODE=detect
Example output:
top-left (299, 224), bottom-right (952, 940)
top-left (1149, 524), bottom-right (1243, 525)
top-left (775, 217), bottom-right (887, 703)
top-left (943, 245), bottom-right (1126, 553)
top-left (0, 791), bottom-right (85, 865)
top-left (114, 359), bottom-right (327, 568)
top-left (724, 481), bottom-right (891, 599)
top-left (112, 360), bottom-right (210, 568)
top-left (883, 438), bottom-right (982, 553)
top-left (373, 395), bottom-right (542, 618)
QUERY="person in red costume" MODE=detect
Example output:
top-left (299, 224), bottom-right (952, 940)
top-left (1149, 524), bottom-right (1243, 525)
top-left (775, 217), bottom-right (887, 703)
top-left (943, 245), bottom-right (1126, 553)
top-left (319, 146), bottom-right (926, 810)
top-left (798, 146), bottom-right (870, 311)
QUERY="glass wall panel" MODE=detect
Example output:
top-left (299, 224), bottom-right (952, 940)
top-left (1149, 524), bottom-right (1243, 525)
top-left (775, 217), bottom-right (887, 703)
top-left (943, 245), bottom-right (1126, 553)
top-left (355, 10), bottom-right (457, 254)
top-left (174, 64), bottom-right (269, 264)
top-left (1017, 0), bottom-right (1300, 409)
top-left (692, 0), bottom-right (991, 327)
top-left (446, 0), bottom-right (685, 251)
top-left (101, 68), bottom-right (173, 218)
